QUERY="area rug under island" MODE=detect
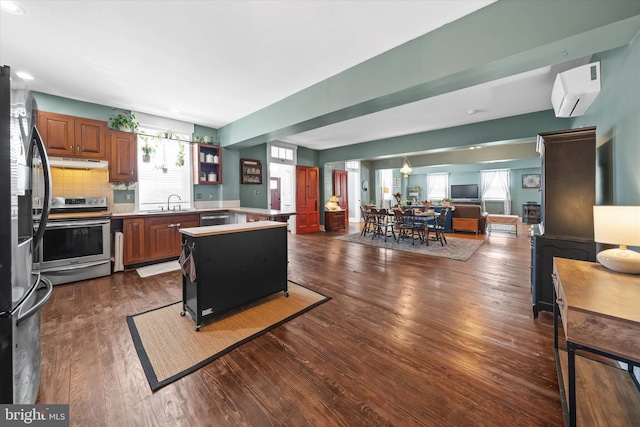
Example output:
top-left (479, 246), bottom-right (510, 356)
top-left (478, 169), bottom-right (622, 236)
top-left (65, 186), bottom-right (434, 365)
top-left (127, 281), bottom-right (330, 391)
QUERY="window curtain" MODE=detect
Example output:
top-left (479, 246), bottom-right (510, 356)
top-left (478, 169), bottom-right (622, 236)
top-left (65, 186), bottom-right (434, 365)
top-left (480, 172), bottom-right (496, 212)
top-left (481, 169), bottom-right (511, 214)
top-left (497, 171), bottom-right (511, 214)
top-left (427, 173), bottom-right (448, 201)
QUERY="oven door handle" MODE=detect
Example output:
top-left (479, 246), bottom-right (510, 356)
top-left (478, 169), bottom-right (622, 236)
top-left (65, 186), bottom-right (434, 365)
top-left (46, 219), bottom-right (110, 228)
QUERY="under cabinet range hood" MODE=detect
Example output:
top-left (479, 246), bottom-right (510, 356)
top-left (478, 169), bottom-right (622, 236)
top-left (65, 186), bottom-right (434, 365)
top-left (49, 157), bottom-right (108, 170)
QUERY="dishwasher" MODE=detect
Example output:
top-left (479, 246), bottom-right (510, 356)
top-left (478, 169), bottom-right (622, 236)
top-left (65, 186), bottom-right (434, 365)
top-left (200, 212), bottom-right (233, 226)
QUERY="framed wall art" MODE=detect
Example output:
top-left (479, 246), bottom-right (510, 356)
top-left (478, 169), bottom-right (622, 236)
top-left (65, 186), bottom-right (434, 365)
top-left (522, 174), bottom-right (541, 189)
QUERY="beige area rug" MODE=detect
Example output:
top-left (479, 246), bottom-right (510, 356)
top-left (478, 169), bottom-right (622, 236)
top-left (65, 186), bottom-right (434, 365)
top-left (136, 260), bottom-right (181, 278)
top-left (336, 233), bottom-right (484, 261)
top-left (126, 281), bottom-right (330, 391)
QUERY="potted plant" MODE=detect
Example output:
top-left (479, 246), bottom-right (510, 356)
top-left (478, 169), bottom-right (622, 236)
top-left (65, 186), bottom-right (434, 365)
top-left (141, 140), bottom-right (155, 163)
top-left (443, 198), bottom-right (453, 206)
top-left (175, 142), bottom-right (185, 167)
top-left (109, 111), bottom-right (139, 133)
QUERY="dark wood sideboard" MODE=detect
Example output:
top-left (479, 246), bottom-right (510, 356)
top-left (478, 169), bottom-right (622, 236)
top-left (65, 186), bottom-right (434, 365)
top-left (531, 127), bottom-right (597, 318)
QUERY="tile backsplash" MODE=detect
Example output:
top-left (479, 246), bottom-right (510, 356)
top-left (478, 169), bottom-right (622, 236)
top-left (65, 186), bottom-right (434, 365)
top-left (50, 168), bottom-right (111, 200)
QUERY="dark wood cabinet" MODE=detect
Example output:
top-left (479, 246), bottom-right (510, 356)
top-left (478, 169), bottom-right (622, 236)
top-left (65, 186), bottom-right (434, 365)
top-left (38, 111), bottom-right (108, 159)
top-left (538, 127), bottom-right (596, 240)
top-left (531, 127), bottom-right (597, 317)
top-left (108, 130), bottom-right (137, 182)
top-left (122, 214), bottom-right (199, 267)
top-left (123, 218), bottom-right (146, 265)
top-left (325, 210), bottom-right (346, 232)
top-left (147, 214), bottom-right (199, 262)
top-left (531, 234), bottom-right (596, 316)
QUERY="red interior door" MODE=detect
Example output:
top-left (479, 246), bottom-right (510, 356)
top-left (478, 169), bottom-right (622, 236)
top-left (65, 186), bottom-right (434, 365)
top-left (333, 169), bottom-right (349, 226)
top-left (295, 166), bottom-right (319, 234)
top-left (270, 177), bottom-right (281, 210)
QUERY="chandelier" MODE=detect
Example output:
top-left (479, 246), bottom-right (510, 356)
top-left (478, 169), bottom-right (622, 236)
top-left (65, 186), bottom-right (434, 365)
top-left (399, 156), bottom-right (413, 178)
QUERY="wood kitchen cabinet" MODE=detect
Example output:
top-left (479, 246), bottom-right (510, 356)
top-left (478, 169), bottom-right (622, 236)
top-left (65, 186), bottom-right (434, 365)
top-left (146, 214), bottom-right (199, 262)
top-left (192, 143), bottom-right (222, 184)
top-left (108, 130), bottom-right (137, 182)
top-left (123, 218), bottom-right (146, 265)
top-left (38, 111), bottom-right (108, 159)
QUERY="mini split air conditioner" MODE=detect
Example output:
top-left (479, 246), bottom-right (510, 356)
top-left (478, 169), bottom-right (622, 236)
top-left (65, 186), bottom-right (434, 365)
top-left (551, 61), bottom-right (601, 117)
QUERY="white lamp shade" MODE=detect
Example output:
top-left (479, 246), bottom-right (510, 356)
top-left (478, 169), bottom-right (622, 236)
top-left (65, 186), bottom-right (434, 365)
top-left (593, 206), bottom-right (640, 246)
top-left (593, 206), bottom-right (640, 274)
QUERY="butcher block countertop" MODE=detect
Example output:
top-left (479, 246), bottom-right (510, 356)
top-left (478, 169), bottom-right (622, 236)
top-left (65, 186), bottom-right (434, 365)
top-left (179, 220), bottom-right (288, 237)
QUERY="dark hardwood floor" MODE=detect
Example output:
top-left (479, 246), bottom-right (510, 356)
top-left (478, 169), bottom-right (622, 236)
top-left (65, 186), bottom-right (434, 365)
top-left (37, 222), bottom-right (563, 426)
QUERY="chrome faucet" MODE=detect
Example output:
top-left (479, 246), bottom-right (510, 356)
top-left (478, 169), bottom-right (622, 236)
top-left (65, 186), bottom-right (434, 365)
top-left (167, 194), bottom-right (181, 211)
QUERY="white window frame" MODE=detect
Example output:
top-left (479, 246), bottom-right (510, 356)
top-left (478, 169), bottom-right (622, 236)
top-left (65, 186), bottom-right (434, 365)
top-left (426, 172), bottom-right (449, 201)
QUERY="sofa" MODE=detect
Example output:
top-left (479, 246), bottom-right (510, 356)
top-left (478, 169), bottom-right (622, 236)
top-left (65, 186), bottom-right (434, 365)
top-left (451, 205), bottom-right (488, 235)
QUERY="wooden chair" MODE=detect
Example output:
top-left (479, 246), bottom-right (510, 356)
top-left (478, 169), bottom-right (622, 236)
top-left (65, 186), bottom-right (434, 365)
top-left (360, 206), bottom-right (375, 237)
top-left (371, 208), bottom-right (396, 242)
top-left (428, 208), bottom-right (448, 246)
top-left (396, 210), bottom-right (424, 245)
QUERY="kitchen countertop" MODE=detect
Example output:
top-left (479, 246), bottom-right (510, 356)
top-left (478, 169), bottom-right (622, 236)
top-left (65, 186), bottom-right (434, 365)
top-left (111, 207), bottom-right (298, 219)
top-left (179, 220), bottom-right (288, 237)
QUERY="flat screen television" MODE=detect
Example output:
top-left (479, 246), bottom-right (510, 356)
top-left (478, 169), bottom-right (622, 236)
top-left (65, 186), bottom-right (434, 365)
top-left (450, 184), bottom-right (478, 199)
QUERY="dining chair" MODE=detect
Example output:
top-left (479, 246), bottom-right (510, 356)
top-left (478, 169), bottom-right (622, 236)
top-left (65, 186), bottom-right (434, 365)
top-left (372, 208), bottom-right (396, 242)
top-left (429, 208), bottom-right (448, 246)
top-left (360, 206), bottom-right (376, 237)
top-left (397, 210), bottom-right (424, 245)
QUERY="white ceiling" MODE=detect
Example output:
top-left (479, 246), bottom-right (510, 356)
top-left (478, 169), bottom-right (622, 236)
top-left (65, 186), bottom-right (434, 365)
top-left (0, 1), bottom-right (587, 153)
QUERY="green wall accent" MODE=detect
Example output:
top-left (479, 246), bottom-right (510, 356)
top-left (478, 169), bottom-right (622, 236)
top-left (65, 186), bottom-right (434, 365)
top-left (218, 1), bottom-right (640, 149)
top-left (34, 92), bottom-right (118, 121)
top-left (238, 144), bottom-right (268, 208)
top-left (572, 33), bottom-right (640, 206)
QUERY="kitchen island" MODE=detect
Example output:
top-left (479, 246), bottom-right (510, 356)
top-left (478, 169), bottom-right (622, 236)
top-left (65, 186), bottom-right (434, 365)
top-left (179, 221), bottom-right (288, 330)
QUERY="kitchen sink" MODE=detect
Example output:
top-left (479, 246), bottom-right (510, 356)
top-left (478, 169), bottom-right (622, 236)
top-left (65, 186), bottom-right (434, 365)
top-left (139, 208), bottom-right (198, 214)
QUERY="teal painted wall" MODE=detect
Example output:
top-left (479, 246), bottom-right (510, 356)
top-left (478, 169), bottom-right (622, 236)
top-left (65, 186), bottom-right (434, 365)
top-left (573, 34), bottom-right (640, 206)
top-left (238, 144), bottom-right (268, 208)
top-left (218, 1), bottom-right (640, 149)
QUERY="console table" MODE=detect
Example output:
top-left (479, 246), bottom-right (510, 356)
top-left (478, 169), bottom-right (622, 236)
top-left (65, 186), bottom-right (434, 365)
top-left (552, 257), bottom-right (640, 426)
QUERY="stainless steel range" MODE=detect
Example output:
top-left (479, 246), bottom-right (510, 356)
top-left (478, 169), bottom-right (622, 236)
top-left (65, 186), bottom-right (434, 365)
top-left (34, 196), bottom-right (111, 285)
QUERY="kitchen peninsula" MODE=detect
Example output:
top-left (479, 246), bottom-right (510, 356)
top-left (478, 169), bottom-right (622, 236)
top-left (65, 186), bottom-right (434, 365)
top-left (179, 221), bottom-right (289, 330)
top-left (111, 207), bottom-right (297, 269)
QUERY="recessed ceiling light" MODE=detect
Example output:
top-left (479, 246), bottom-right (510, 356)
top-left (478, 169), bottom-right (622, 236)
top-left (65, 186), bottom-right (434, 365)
top-left (469, 147), bottom-right (475, 150)
top-left (170, 108), bottom-right (181, 114)
top-left (467, 110), bottom-right (477, 115)
top-left (1, 1), bottom-right (26, 15)
top-left (16, 71), bottom-right (33, 80)
top-left (475, 146), bottom-right (482, 149)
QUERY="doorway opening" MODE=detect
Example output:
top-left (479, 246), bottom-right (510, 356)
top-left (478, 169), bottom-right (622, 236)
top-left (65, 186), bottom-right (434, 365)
top-left (269, 162), bottom-right (295, 230)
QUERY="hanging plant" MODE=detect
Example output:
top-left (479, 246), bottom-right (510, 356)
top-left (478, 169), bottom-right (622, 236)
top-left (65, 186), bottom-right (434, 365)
top-left (175, 142), bottom-right (185, 167)
top-left (140, 136), bottom-right (155, 163)
top-left (109, 110), bottom-right (139, 133)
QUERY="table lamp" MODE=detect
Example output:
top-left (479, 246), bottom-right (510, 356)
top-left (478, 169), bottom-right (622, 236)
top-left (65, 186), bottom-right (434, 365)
top-left (593, 206), bottom-right (640, 274)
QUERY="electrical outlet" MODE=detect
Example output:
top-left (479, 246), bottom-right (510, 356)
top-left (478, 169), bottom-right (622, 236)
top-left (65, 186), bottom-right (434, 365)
top-left (196, 193), bottom-right (202, 199)
top-left (125, 194), bottom-right (131, 200)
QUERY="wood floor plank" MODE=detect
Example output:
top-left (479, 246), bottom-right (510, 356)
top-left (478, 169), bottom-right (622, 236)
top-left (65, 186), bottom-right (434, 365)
top-left (36, 224), bottom-right (565, 426)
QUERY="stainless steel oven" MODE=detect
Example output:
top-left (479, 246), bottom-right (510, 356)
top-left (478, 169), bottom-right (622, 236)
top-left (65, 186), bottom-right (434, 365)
top-left (34, 197), bottom-right (111, 285)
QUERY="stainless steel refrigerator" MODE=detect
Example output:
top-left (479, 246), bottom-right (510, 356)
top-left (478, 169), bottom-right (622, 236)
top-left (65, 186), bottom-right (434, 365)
top-left (0, 65), bottom-right (53, 404)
